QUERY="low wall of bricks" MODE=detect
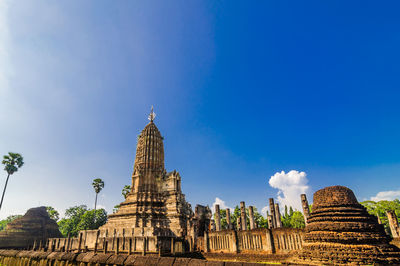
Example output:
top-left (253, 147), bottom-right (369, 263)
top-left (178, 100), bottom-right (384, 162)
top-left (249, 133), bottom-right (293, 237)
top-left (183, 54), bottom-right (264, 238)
top-left (0, 249), bottom-right (264, 265)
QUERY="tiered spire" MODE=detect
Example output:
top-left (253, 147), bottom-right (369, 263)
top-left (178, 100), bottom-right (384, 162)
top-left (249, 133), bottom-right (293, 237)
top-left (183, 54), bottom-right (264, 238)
top-left (133, 106), bottom-right (165, 191)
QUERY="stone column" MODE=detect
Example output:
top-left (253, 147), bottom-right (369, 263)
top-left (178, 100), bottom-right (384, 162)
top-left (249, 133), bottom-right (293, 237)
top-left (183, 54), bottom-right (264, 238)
top-left (236, 217), bottom-right (241, 230)
top-left (274, 203), bottom-right (282, 228)
top-left (386, 210), bottom-right (400, 238)
top-left (267, 215), bottom-right (273, 229)
top-left (269, 198), bottom-right (276, 228)
top-left (240, 201), bottom-right (247, 230)
top-left (215, 204), bottom-right (221, 231)
top-left (301, 194), bottom-right (310, 224)
top-left (210, 220), bottom-right (216, 231)
top-left (249, 206), bottom-right (256, 230)
top-left (204, 231), bottom-right (209, 252)
top-left (226, 208), bottom-right (232, 229)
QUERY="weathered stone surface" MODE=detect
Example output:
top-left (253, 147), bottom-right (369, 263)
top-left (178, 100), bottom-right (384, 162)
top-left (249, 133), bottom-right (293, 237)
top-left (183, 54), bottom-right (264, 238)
top-left (0, 206), bottom-right (62, 249)
top-left (90, 253), bottom-right (113, 264)
top-left (46, 251), bottom-right (65, 260)
top-left (205, 261), bottom-right (224, 266)
top-left (132, 256), bottom-right (149, 265)
top-left (146, 256), bottom-right (162, 265)
top-left (225, 262), bottom-right (243, 266)
top-left (298, 185), bottom-right (400, 265)
top-left (173, 257), bottom-right (192, 265)
top-left (188, 259), bottom-right (207, 266)
top-left (106, 253), bottom-right (128, 265)
top-left (76, 251), bottom-right (96, 262)
top-left (156, 256), bottom-right (176, 266)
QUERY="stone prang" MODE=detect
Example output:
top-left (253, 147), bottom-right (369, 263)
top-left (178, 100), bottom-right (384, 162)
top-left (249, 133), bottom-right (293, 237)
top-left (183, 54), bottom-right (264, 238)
top-left (298, 185), bottom-right (400, 265)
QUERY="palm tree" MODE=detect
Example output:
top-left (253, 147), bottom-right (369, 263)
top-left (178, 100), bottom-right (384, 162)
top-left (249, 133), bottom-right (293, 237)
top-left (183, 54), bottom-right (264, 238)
top-left (1, 152), bottom-right (24, 211)
top-left (122, 185), bottom-right (131, 199)
top-left (92, 178), bottom-right (104, 212)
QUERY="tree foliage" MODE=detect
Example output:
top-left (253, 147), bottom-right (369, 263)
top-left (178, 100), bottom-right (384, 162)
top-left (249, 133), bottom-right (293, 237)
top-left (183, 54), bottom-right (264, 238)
top-left (2, 152), bottom-right (24, 175)
top-left (46, 206), bottom-right (60, 222)
top-left (360, 199), bottom-right (400, 235)
top-left (122, 185), bottom-right (131, 199)
top-left (57, 205), bottom-right (107, 237)
top-left (92, 179), bottom-right (105, 194)
top-left (0, 215), bottom-right (22, 231)
top-left (1, 152), bottom-right (24, 210)
top-left (281, 205), bottom-right (305, 229)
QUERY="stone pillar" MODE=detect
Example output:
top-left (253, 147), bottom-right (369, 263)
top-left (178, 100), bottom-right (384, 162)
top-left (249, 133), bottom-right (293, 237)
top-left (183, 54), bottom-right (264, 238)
top-left (267, 215), bottom-right (273, 229)
top-left (274, 203), bottom-right (282, 228)
top-left (204, 231), bottom-right (209, 252)
top-left (387, 210), bottom-right (400, 238)
top-left (231, 231), bottom-right (238, 253)
top-left (249, 206), bottom-right (256, 230)
top-left (269, 198), bottom-right (276, 228)
top-left (236, 217), bottom-right (241, 230)
top-left (215, 204), bottom-right (221, 231)
top-left (266, 229), bottom-right (275, 253)
top-left (301, 194), bottom-right (310, 224)
top-left (210, 219), bottom-right (216, 231)
top-left (240, 201), bottom-right (247, 230)
top-left (226, 208), bottom-right (232, 229)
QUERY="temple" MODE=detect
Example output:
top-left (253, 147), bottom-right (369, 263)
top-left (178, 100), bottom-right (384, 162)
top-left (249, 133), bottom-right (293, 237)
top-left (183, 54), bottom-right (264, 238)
top-left (3, 109), bottom-right (400, 265)
top-left (101, 107), bottom-right (194, 237)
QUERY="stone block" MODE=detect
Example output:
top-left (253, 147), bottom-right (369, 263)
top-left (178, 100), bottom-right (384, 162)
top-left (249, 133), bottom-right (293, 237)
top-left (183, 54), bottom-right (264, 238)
top-left (132, 256), bottom-right (149, 265)
top-left (205, 261), bottom-right (224, 266)
top-left (106, 254), bottom-right (128, 265)
top-left (157, 256), bottom-right (176, 266)
top-left (89, 253), bottom-right (113, 264)
top-left (173, 257), bottom-right (192, 265)
top-left (188, 258), bottom-right (207, 265)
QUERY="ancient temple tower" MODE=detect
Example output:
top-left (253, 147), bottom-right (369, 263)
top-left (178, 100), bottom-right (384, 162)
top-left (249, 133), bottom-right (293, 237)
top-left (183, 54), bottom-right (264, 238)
top-left (101, 108), bottom-right (193, 237)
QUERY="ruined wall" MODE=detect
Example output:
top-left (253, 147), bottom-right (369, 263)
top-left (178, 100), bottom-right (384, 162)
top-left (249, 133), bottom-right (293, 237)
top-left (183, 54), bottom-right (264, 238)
top-left (0, 249), bottom-right (262, 266)
top-left (202, 228), bottom-right (304, 254)
top-left (47, 232), bottom-right (187, 255)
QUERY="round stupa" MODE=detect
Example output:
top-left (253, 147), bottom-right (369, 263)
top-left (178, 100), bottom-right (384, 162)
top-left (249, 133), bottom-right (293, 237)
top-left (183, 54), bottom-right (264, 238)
top-left (298, 186), bottom-right (400, 265)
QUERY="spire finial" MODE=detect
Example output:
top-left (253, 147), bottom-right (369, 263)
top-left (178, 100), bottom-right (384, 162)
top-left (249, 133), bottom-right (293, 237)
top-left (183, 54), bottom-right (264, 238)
top-left (148, 105), bottom-right (156, 122)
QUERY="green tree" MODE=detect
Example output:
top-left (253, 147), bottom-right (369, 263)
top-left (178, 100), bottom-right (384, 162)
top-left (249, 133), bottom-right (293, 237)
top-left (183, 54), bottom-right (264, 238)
top-left (0, 215), bottom-right (22, 231)
top-left (76, 209), bottom-right (107, 232)
top-left (360, 199), bottom-right (400, 235)
top-left (57, 205), bottom-right (107, 237)
top-left (114, 185), bottom-right (132, 213)
top-left (92, 178), bottom-right (104, 212)
top-left (215, 206), bottom-right (269, 230)
top-left (290, 211), bottom-right (305, 228)
top-left (281, 205), bottom-right (305, 229)
top-left (122, 185), bottom-right (131, 199)
top-left (1, 152), bottom-right (24, 210)
top-left (46, 206), bottom-right (60, 221)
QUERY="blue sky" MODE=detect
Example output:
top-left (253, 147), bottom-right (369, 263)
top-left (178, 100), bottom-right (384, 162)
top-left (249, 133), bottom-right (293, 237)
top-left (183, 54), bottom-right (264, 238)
top-left (1, 1), bottom-right (400, 219)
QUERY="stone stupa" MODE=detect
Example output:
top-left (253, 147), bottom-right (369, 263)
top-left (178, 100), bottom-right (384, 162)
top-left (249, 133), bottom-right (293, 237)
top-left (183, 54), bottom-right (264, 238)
top-left (298, 185), bottom-right (400, 265)
top-left (0, 206), bottom-right (62, 249)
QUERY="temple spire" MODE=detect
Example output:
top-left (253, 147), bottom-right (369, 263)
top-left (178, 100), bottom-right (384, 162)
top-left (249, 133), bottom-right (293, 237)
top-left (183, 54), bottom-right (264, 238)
top-left (148, 105), bottom-right (156, 122)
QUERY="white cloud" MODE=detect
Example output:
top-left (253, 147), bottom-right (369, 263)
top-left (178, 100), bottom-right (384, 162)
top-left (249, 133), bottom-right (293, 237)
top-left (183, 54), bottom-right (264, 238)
top-left (268, 170), bottom-right (309, 211)
top-left (370, 190), bottom-right (400, 201)
top-left (261, 205), bottom-right (269, 218)
top-left (212, 197), bottom-right (231, 214)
